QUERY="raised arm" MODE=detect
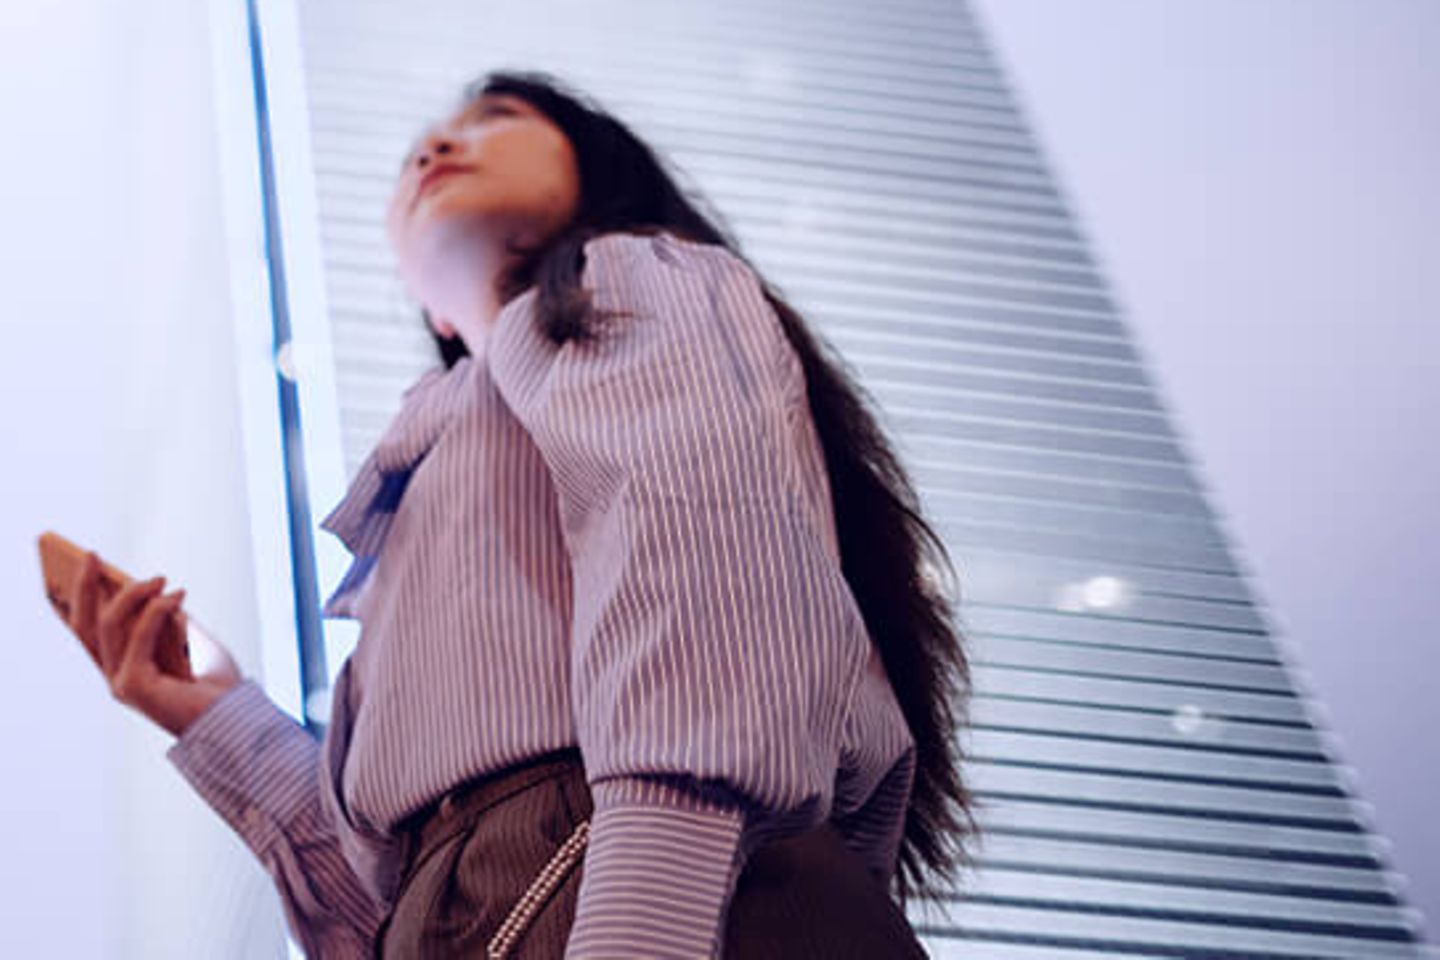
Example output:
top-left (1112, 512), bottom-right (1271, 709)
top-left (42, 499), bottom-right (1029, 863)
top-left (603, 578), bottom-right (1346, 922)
top-left (489, 231), bottom-right (874, 957)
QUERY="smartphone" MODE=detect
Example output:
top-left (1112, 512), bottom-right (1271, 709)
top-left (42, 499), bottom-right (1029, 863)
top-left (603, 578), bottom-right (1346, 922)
top-left (37, 531), bottom-right (193, 680)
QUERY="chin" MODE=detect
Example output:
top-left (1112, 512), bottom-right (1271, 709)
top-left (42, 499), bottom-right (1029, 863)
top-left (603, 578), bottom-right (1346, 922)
top-left (413, 207), bottom-right (496, 260)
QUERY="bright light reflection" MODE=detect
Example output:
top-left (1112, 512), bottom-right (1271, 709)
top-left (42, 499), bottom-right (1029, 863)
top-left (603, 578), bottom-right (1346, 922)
top-left (305, 686), bottom-right (333, 724)
top-left (1171, 703), bottom-right (1222, 739)
top-left (275, 340), bottom-right (298, 381)
top-left (1053, 574), bottom-right (1134, 612)
top-left (1082, 575), bottom-right (1132, 609)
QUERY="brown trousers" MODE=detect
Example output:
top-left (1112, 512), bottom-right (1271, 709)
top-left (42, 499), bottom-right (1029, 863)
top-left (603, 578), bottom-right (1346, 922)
top-left (376, 748), bottom-right (930, 959)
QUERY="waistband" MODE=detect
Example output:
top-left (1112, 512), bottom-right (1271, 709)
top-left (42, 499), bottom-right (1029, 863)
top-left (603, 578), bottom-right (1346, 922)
top-left (394, 747), bottom-right (588, 879)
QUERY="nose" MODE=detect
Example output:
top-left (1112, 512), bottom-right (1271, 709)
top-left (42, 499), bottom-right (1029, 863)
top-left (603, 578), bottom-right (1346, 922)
top-left (413, 135), bottom-right (457, 172)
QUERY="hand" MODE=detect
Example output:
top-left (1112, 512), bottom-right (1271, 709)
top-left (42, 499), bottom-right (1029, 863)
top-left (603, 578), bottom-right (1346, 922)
top-left (67, 551), bottom-right (245, 738)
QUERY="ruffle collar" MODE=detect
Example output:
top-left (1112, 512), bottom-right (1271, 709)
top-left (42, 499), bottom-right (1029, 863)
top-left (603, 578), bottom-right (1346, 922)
top-left (318, 354), bottom-right (479, 618)
top-left (315, 231), bottom-right (672, 619)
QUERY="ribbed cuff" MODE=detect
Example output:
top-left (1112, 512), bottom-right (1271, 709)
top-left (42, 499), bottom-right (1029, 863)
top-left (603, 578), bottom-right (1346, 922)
top-left (564, 776), bottom-right (748, 958)
top-left (166, 679), bottom-right (319, 855)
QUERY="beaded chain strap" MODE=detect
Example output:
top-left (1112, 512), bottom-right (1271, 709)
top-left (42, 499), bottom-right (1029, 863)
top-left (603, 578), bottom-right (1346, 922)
top-left (486, 818), bottom-right (591, 959)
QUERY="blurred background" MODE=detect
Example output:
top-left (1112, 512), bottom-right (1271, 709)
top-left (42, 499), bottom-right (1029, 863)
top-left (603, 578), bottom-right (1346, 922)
top-left (1, 0), bottom-right (1433, 956)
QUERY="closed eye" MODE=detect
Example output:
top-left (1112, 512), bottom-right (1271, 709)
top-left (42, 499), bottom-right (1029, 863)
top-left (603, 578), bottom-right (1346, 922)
top-left (475, 101), bottom-right (516, 120)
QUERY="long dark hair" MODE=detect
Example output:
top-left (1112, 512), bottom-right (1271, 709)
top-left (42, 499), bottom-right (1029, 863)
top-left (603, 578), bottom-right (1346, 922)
top-left (419, 68), bottom-right (975, 906)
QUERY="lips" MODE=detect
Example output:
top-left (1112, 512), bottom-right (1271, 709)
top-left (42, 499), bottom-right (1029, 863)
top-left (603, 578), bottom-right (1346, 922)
top-left (412, 163), bottom-right (476, 207)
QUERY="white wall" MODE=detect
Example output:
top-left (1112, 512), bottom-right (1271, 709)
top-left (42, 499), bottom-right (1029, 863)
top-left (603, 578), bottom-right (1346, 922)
top-left (973, 0), bottom-right (1440, 935)
top-left (0, 0), bottom-right (289, 955)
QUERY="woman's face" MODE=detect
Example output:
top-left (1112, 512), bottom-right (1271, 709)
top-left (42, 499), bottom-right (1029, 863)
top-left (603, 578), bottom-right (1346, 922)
top-left (386, 92), bottom-right (581, 336)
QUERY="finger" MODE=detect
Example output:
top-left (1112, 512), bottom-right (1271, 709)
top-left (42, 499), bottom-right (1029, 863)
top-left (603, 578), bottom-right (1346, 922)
top-left (115, 589), bottom-right (185, 701)
top-left (98, 576), bottom-right (166, 676)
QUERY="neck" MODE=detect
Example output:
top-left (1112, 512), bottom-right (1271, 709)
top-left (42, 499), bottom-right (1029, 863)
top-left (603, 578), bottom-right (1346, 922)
top-left (438, 282), bottom-right (502, 358)
top-left (412, 227), bottom-right (510, 357)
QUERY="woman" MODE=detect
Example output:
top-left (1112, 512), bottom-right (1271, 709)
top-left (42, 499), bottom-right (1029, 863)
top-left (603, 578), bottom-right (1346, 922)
top-left (66, 69), bottom-right (973, 958)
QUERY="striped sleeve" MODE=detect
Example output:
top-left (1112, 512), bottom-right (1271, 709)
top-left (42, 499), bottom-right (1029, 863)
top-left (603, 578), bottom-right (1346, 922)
top-left (165, 678), bottom-right (387, 958)
top-left (489, 232), bottom-right (873, 958)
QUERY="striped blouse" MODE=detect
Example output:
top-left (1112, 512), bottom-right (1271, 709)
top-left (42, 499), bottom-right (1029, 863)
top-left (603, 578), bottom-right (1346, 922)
top-left (165, 230), bottom-right (917, 958)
